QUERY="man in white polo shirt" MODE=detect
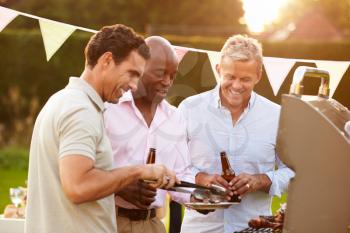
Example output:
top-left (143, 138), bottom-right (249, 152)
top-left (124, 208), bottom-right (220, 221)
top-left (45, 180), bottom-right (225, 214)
top-left (25, 24), bottom-right (178, 233)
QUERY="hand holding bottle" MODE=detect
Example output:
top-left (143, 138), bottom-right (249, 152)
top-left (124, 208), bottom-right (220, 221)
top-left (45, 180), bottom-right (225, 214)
top-left (195, 172), bottom-right (233, 201)
top-left (229, 173), bottom-right (272, 196)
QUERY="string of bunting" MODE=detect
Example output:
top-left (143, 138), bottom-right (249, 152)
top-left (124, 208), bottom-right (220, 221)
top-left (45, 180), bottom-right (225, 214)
top-left (1, 6), bottom-right (349, 97)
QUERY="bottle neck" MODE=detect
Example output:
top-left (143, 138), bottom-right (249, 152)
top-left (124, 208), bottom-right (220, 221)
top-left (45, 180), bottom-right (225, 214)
top-left (220, 152), bottom-right (234, 175)
top-left (147, 148), bottom-right (156, 164)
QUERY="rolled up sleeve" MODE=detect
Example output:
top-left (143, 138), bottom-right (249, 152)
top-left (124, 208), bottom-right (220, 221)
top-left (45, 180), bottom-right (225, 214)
top-left (265, 155), bottom-right (295, 197)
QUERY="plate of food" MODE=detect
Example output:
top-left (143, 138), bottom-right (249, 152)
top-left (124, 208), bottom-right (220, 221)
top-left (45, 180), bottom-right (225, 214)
top-left (184, 202), bottom-right (237, 210)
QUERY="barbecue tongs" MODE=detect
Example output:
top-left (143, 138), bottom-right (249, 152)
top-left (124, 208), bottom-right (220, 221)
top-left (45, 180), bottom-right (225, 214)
top-left (143, 179), bottom-right (228, 195)
top-left (171, 180), bottom-right (228, 195)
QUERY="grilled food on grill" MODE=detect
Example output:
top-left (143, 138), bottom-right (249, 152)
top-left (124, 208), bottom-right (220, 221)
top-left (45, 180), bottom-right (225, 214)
top-left (248, 209), bottom-right (284, 230)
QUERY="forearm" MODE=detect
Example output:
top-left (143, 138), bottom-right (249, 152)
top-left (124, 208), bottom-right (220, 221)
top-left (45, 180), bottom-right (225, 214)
top-left (60, 155), bottom-right (175, 204)
top-left (69, 165), bottom-right (145, 204)
top-left (254, 174), bottom-right (272, 193)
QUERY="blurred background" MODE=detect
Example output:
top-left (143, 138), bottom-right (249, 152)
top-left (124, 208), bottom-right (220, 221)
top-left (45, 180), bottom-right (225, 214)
top-left (0, 0), bottom-right (349, 231)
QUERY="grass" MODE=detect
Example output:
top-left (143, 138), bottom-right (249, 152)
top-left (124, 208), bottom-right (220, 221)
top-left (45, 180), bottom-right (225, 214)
top-left (0, 169), bottom-right (28, 213)
top-left (0, 147), bottom-right (29, 170)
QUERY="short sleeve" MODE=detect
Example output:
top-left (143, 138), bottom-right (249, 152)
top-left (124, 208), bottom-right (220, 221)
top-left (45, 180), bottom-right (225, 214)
top-left (57, 106), bottom-right (100, 161)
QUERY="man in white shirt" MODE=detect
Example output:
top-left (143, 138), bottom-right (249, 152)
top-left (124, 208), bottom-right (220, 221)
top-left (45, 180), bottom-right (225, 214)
top-left (179, 35), bottom-right (295, 233)
top-left (25, 25), bottom-right (178, 233)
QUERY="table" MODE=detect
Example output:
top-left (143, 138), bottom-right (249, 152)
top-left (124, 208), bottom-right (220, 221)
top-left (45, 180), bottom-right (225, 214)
top-left (0, 217), bottom-right (24, 233)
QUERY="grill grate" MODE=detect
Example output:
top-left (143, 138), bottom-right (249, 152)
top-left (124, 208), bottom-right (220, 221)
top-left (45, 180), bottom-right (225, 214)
top-left (235, 227), bottom-right (282, 233)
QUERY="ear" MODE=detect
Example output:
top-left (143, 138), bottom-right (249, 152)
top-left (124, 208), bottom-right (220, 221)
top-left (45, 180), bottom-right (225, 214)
top-left (255, 70), bottom-right (262, 84)
top-left (97, 52), bottom-right (113, 68)
top-left (215, 63), bottom-right (220, 76)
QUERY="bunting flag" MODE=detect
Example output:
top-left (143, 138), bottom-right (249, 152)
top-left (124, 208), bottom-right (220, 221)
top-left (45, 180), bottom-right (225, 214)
top-left (315, 61), bottom-right (350, 97)
top-left (0, 6), bottom-right (349, 97)
top-left (39, 19), bottom-right (76, 61)
top-left (0, 6), bottom-right (18, 32)
top-left (207, 51), bottom-right (221, 83)
top-left (173, 46), bottom-right (189, 62)
top-left (177, 49), bottom-right (199, 76)
top-left (263, 57), bottom-right (296, 95)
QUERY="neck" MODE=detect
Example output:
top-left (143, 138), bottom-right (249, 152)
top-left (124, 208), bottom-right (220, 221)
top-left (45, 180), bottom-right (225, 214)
top-left (220, 92), bottom-right (249, 123)
top-left (133, 94), bottom-right (159, 112)
top-left (226, 104), bottom-right (245, 123)
top-left (81, 67), bottom-right (103, 98)
top-left (133, 93), bottom-right (161, 127)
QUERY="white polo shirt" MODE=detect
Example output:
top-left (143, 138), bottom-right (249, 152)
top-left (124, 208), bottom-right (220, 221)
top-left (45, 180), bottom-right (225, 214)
top-left (25, 77), bottom-right (116, 233)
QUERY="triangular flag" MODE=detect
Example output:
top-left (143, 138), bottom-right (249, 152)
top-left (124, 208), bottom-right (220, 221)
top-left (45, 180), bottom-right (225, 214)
top-left (0, 6), bottom-right (18, 32)
top-left (177, 50), bottom-right (199, 76)
top-left (315, 61), bottom-right (349, 97)
top-left (39, 19), bottom-right (76, 61)
top-left (173, 46), bottom-right (189, 62)
top-left (263, 57), bottom-right (296, 96)
top-left (207, 51), bottom-right (221, 83)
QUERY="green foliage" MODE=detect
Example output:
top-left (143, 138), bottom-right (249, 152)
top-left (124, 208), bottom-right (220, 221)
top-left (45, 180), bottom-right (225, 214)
top-left (0, 29), bottom-right (89, 146)
top-left (272, 193), bottom-right (287, 214)
top-left (0, 147), bottom-right (28, 170)
top-left (4, 0), bottom-right (245, 33)
top-left (0, 30), bottom-right (350, 147)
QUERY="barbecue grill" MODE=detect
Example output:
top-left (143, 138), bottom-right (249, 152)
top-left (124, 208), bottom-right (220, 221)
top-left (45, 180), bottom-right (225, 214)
top-left (236, 66), bottom-right (350, 233)
top-left (236, 228), bottom-right (282, 233)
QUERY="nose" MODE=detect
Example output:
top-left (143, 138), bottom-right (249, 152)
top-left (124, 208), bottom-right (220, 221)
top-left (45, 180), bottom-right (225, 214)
top-left (231, 79), bottom-right (242, 90)
top-left (161, 74), bottom-right (172, 87)
top-left (128, 77), bottom-right (139, 91)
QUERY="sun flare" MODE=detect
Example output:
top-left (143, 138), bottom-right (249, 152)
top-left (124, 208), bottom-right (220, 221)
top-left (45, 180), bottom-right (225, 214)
top-left (241, 0), bottom-right (290, 34)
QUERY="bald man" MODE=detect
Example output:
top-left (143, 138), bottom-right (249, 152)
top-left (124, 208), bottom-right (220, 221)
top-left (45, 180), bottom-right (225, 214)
top-left (104, 36), bottom-right (194, 233)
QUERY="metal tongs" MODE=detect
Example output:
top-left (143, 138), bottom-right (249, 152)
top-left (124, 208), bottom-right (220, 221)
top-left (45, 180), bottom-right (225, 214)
top-left (171, 181), bottom-right (229, 203)
top-left (142, 179), bottom-right (228, 203)
top-left (168, 180), bottom-right (227, 195)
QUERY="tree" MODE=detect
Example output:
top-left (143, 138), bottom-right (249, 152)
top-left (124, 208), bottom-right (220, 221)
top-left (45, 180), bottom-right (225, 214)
top-left (4, 0), bottom-right (245, 33)
top-left (270, 0), bottom-right (350, 34)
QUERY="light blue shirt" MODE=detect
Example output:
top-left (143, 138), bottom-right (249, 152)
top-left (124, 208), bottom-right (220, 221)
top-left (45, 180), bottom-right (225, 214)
top-left (179, 85), bottom-right (295, 233)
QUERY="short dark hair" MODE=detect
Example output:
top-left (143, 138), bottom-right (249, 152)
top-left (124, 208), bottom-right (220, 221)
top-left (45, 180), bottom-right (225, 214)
top-left (84, 24), bottom-right (150, 68)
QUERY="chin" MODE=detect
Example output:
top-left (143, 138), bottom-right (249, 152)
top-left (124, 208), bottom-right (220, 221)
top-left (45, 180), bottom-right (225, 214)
top-left (227, 97), bottom-right (243, 106)
top-left (228, 102), bottom-right (242, 108)
top-left (107, 97), bottom-right (120, 104)
top-left (154, 95), bottom-right (165, 103)
top-left (228, 95), bottom-right (241, 102)
top-left (106, 100), bottom-right (117, 104)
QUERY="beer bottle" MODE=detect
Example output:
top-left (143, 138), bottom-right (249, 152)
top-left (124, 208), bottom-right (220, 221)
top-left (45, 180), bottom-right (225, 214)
top-left (146, 148), bottom-right (156, 164)
top-left (220, 151), bottom-right (241, 203)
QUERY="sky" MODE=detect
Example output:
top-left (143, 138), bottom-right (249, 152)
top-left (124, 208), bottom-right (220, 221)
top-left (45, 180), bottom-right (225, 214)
top-left (241, 0), bottom-right (290, 33)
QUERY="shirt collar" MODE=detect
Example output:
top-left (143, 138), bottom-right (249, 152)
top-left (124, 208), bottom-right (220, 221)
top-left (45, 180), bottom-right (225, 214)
top-left (118, 90), bottom-right (173, 117)
top-left (65, 77), bottom-right (105, 112)
top-left (212, 84), bottom-right (256, 110)
top-left (118, 90), bottom-right (134, 103)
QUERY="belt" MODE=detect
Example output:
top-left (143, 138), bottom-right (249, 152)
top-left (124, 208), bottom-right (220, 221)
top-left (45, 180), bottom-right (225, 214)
top-left (117, 207), bottom-right (156, 221)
